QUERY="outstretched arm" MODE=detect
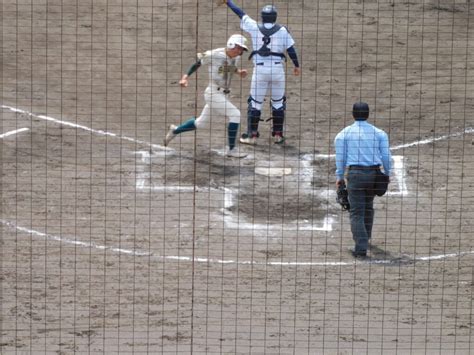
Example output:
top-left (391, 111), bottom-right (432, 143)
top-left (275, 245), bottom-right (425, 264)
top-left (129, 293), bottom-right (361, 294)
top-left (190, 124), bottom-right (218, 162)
top-left (225, 0), bottom-right (246, 19)
top-left (179, 60), bottom-right (202, 87)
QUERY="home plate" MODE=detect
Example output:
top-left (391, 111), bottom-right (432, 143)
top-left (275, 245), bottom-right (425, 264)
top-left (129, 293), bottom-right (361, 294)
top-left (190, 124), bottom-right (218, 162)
top-left (255, 167), bottom-right (292, 176)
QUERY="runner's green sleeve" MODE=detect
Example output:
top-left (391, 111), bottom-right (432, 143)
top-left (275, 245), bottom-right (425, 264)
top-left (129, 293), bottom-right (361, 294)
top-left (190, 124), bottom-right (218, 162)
top-left (186, 60), bottom-right (202, 76)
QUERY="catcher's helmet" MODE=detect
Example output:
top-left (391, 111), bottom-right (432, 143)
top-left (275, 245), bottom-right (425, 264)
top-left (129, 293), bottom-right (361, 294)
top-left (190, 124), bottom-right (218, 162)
top-left (352, 102), bottom-right (369, 120)
top-left (261, 5), bottom-right (277, 23)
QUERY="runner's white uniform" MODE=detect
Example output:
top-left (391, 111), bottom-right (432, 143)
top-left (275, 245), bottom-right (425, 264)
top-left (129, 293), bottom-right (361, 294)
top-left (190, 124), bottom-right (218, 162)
top-left (194, 48), bottom-right (240, 128)
top-left (163, 34), bottom-right (248, 157)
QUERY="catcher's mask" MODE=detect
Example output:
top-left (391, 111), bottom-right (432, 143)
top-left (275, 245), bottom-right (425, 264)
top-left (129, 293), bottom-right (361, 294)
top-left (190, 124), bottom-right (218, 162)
top-left (261, 5), bottom-right (277, 23)
top-left (336, 183), bottom-right (350, 211)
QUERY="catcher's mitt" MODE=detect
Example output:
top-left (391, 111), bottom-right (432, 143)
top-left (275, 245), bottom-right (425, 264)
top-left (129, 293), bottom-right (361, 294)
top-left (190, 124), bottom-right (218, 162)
top-left (216, 0), bottom-right (227, 6)
top-left (336, 183), bottom-right (350, 211)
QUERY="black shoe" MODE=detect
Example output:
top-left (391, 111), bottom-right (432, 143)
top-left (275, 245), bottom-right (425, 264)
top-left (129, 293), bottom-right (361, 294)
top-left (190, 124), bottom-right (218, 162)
top-left (349, 248), bottom-right (367, 258)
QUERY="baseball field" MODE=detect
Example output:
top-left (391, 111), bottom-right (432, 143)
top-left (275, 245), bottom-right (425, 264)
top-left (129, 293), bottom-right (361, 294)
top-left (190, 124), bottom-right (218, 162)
top-left (1, 0), bottom-right (474, 353)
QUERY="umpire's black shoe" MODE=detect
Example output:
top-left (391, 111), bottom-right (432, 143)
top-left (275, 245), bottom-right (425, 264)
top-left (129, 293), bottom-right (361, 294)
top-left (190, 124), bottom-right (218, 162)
top-left (349, 248), bottom-right (367, 258)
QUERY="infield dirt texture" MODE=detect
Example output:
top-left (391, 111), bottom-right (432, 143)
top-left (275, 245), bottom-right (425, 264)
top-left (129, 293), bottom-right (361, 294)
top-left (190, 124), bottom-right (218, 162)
top-left (1, 0), bottom-right (474, 353)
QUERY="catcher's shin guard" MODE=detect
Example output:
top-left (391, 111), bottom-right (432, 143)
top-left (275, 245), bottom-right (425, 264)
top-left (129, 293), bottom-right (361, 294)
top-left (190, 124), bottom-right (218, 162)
top-left (271, 107), bottom-right (285, 137)
top-left (271, 96), bottom-right (286, 139)
top-left (245, 96), bottom-right (262, 137)
top-left (240, 109), bottom-right (261, 145)
top-left (247, 108), bottom-right (261, 136)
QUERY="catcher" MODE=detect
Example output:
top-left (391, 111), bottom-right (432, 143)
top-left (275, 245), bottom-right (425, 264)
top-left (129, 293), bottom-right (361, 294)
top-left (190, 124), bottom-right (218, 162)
top-left (221, 0), bottom-right (301, 145)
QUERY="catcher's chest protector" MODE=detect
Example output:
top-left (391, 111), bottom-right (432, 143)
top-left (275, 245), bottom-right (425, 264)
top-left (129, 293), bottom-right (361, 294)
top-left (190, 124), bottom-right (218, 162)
top-left (249, 24), bottom-right (285, 60)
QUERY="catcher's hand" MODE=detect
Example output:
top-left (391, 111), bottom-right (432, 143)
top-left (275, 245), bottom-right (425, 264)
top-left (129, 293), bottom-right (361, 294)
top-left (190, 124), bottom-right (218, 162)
top-left (216, 0), bottom-right (227, 6)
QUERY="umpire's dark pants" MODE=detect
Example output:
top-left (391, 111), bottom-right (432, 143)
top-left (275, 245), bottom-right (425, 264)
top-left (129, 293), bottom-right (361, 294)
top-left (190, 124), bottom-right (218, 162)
top-left (347, 166), bottom-right (377, 252)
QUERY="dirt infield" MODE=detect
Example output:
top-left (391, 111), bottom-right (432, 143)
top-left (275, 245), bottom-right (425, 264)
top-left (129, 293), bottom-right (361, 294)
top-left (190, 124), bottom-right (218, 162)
top-left (2, 0), bottom-right (474, 353)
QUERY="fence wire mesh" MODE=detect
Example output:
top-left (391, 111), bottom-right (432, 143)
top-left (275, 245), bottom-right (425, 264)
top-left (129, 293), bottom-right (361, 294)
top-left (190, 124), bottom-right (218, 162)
top-left (1, 0), bottom-right (474, 353)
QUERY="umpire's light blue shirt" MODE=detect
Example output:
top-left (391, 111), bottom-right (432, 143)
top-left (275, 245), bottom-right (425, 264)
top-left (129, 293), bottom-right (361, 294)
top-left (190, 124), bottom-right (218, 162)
top-left (334, 120), bottom-right (391, 180)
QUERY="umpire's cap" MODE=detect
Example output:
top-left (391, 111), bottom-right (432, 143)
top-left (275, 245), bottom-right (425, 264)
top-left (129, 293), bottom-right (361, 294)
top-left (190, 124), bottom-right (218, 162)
top-left (261, 5), bottom-right (277, 23)
top-left (352, 102), bottom-right (370, 120)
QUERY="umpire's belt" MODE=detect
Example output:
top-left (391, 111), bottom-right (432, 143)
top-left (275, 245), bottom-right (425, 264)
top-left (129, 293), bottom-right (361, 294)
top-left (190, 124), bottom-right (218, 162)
top-left (348, 165), bottom-right (380, 170)
top-left (217, 87), bottom-right (230, 94)
top-left (256, 62), bottom-right (282, 66)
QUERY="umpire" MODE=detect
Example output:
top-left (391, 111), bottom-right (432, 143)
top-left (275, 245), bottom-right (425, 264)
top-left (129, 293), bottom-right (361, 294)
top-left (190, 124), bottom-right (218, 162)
top-left (334, 102), bottom-right (392, 258)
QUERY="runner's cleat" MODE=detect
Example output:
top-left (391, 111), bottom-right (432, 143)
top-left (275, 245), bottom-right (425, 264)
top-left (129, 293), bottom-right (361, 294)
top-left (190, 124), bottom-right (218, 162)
top-left (226, 147), bottom-right (248, 158)
top-left (239, 133), bottom-right (257, 145)
top-left (163, 125), bottom-right (177, 146)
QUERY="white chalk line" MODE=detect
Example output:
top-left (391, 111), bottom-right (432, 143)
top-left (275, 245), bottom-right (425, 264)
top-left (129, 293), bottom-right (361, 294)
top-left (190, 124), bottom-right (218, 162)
top-left (312, 127), bottom-right (474, 155)
top-left (389, 155), bottom-right (408, 196)
top-left (3, 219), bottom-right (473, 267)
top-left (0, 127), bottom-right (29, 139)
top-left (1, 220), bottom-right (151, 257)
top-left (4, 103), bottom-right (472, 153)
top-left (1, 104), bottom-right (172, 153)
top-left (391, 127), bottom-right (474, 151)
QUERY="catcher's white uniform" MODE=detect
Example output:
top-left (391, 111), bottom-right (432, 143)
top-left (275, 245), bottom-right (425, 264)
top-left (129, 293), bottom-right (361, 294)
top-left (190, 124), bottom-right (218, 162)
top-left (224, 1), bottom-right (300, 144)
top-left (241, 15), bottom-right (295, 111)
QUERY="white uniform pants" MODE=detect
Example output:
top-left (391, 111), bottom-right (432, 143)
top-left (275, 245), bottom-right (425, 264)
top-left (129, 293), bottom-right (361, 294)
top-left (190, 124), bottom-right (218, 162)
top-left (195, 86), bottom-right (241, 128)
top-left (249, 62), bottom-right (286, 111)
